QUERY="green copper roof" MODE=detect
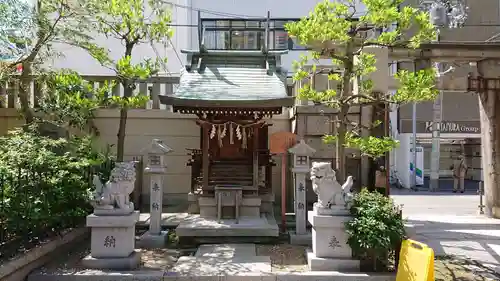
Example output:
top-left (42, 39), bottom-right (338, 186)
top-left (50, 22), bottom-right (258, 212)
top-left (160, 50), bottom-right (294, 108)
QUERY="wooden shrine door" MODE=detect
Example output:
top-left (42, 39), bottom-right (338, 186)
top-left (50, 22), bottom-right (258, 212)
top-left (217, 132), bottom-right (247, 159)
top-left (209, 124), bottom-right (255, 161)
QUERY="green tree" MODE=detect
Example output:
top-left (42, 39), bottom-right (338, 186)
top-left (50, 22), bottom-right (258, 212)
top-left (36, 70), bottom-right (114, 134)
top-left (85, 0), bottom-right (173, 162)
top-left (286, 0), bottom-right (438, 181)
top-left (0, 0), bottom-right (107, 124)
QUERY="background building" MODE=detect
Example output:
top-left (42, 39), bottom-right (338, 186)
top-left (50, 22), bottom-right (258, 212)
top-left (390, 0), bottom-right (500, 186)
top-left (19, 0), bottom-right (496, 192)
top-left (48, 0), bottom-right (335, 76)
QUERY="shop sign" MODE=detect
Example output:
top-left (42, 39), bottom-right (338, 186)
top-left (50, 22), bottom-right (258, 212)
top-left (400, 120), bottom-right (481, 134)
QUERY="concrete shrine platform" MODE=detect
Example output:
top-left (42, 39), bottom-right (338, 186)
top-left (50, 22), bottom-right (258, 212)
top-left (137, 212), bottom-right (279, 239)
top-left (136, 212), bottom-right (189, 228)
top-left (175, 214), bottom-right (279, 237)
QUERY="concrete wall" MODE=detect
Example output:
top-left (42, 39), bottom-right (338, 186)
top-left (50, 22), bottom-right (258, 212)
top-left (0, 109), bottom-right (291, 206)
top-left (0, 109), bottom-right (24, 134)
top-left (399, 91), bottom-right (480, 122)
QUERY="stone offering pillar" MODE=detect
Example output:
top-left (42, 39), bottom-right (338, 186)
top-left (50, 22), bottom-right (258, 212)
top-left (288, 139), bottom-right (315, 245)
top-left (83, 162), bottom-right (141, 270)
top-left (138, 139), bottom-right (172, 249)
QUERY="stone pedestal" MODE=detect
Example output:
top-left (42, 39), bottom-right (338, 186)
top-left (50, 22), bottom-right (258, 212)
top-left (82, 211), bottom-right (141, 270)
top-left (294, 172), bottom-right (307, 234)
top-left (187, 192), bottom-right (201, 214)
top-left (307, 207), bottom-right (360, 271)
top-left (289, 168), bottom-right (312, 245)
top-left (138, 230), bottom-right (169, 249)
top-left (138, 173), bottom-right (169, 249)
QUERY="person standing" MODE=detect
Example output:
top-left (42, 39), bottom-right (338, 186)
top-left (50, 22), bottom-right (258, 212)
top-left (452, 155), bottom-right (468, 193)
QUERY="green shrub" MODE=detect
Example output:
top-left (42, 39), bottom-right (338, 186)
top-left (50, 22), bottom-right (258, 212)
top-left (345, 188), bottom-right (405, 271)
top-left (0, 126), bottom-right (113, 242)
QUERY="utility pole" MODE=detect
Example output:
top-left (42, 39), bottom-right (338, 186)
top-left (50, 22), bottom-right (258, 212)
top-left (430, 65), bottom-right (443, 191)
top-left (420, 0), bottom-right (468, 191)
top-left (412, 102), bottom-right (418, 190)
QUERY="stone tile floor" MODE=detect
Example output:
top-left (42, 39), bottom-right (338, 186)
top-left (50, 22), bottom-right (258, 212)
top-left (169, 244), bottom-right (272, 276)
top-left (391, 188), bottom-right (500, 272)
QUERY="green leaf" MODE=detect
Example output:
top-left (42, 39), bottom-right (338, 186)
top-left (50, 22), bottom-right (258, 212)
top-left (345, 189), bottom-right (406, 269)
top-left (393, 68), bottom-right (439, 102)
top-left (345, 133), bottom-right (400, 158)
top-left (286, 0), bottom-right (438, 173)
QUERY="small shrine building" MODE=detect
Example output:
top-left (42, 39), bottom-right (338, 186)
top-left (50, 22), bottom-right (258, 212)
top-left (159, 48), bottom-right (294, 237)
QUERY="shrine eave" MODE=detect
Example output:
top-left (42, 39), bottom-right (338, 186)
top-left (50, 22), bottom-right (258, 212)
top-left (160, 96), bottom-right (294, 111)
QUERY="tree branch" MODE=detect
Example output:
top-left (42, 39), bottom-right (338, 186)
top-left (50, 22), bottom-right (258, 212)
top-left (97, 19), bottom-right (125, 39)
top-left (341, 92), bottom-right (400, 106)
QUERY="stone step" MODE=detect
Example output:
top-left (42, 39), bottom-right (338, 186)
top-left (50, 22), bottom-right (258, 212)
top-left (211, 164), bottom-right (252, 168)
top-left (195, 244), bottom-right (256, 258)
top-left (169, 256), bottom-right (271, 276)
top-left (210, 174), bottom-right (253, 177)
top-left (175, 215), bottom-right (279, 238)
top-left (209, 176), bottom-right (253, 182)
top-left (210, 172), bottom-right (252, 175)
top-left (212, 160), bottom-right (251, 165)
top-left (207, 168), bottom-right (251, 171)
top-left (207, 185), bottom-right (255, 190)
top-left (209, 180), bottom-right (253, 184)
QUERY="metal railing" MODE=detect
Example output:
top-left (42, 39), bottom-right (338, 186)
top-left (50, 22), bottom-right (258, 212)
top-left (478, 181), bottom-right (485, 215)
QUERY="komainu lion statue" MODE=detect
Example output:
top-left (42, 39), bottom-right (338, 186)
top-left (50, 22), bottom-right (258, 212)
top-left (310, 162), bottom-right (354, 209)
top-left (92, 162), bottom-right (136, 213)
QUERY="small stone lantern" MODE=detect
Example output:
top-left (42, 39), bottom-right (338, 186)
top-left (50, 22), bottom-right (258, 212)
top-left (289, 139), bottom-right (315, 171)
top-left (138, 139), bottom-right (172, 249)
top-left (288, 139), bottom-right (316, 243)
top-left (144, 139), bottom-right (171, 174)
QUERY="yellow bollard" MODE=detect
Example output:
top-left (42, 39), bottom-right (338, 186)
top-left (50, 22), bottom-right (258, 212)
top-left (396, 239), bottom-right (435, 281)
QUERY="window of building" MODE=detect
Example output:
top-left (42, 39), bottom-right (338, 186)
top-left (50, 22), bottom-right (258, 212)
top-left (201, 18), bottom-right (308, 51)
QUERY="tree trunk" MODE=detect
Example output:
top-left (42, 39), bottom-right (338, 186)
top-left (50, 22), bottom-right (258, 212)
top-left (336, 50), bottom-right (354, 183)
top-left (479, 91), bottom-right (500, 218)
top-left (116, 107), bottom-right (128, 162)
top-left (368, 104), bottom-right (386, 189)
top-left (115, 44), bottom-right (134, 162)
top-left (19, 63), bottom-right (35, 124)
top-left (336, 109), bottom-right (348, 183)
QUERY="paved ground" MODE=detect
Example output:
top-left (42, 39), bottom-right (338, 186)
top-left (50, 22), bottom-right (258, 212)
top-left (391, 189), bottom-right (480, 216)
top-left (168, 244), bottom-right (272, 275)
top-left (391, 187), bottom-right (500, 273)
top-left (416, 177), bottom-right (481, 193)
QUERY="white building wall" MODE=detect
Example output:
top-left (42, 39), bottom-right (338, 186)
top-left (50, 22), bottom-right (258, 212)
top-left (47, 0), bottom-right (192, 75)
